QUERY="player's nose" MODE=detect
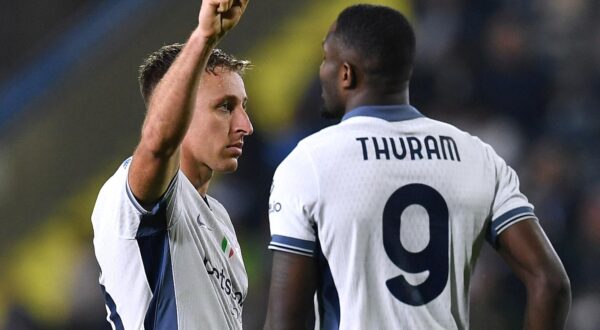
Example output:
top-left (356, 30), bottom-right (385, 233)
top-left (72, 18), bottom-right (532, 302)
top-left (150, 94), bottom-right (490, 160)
top-left (234, 108), bottom-right (253, 136)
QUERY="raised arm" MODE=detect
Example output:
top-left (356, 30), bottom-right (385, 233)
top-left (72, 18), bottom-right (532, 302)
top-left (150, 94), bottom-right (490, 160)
top-left (128, 0), bottom-right (249, 205)
top-left (264, 251), bottom-right (318, 330)
top-left (496, 219), bottom-right (571, 330)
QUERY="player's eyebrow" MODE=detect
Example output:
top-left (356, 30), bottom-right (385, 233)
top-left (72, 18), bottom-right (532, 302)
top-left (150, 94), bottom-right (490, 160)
top-left (217, 94), bottom-right (248, 107)
top-left (218, 94), bottom-right (243, 100)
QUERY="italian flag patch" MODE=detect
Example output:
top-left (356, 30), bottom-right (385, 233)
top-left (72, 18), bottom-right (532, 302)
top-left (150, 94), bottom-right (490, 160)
top-left (221, 237), bottom-right (235, 258)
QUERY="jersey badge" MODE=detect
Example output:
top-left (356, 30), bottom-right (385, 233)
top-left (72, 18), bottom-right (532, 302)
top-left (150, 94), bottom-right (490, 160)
top-left (221, 236), bottom-right (235, 259)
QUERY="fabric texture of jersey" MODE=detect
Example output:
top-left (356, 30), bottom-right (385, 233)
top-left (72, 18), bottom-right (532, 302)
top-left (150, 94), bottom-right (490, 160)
top-left (92, 158), bottom-right (247, 329)
top-left (268, 105), bottom-right (537, 330)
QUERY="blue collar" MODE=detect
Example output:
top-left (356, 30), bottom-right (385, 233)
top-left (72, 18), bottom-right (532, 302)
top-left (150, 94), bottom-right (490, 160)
top-left (341, 105), bottom-right (424, 122)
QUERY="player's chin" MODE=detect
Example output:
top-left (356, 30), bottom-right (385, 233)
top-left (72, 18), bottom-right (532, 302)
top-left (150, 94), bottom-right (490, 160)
top-left (215, 158), bottom-right (239, 173)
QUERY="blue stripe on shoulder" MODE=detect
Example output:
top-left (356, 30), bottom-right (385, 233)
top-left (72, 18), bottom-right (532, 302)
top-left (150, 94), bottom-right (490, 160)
top-left (136, 200), bottom-right (178, 329)
top-left (486, 206), bottom-right (536, 247)
top-left (100, 284), bottom-right (124, 330)
top-left (136, 199), bottom-right (169, 237)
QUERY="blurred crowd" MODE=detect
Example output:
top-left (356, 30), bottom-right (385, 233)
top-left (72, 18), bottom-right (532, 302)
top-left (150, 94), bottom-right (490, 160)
top-left (406, 0), bottom-right (599, 328)
top-left (3, 0), bottom-right (599, 329)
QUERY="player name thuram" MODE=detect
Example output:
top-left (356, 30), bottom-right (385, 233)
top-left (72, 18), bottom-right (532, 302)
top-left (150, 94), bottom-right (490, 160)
top-left (355, 135), bottom-right (461, 161)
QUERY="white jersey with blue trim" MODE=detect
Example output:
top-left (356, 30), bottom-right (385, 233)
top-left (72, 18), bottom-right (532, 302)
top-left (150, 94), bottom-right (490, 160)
top-left (268, 105), bottom-right (537, 330)
top-left (92, 158), bottom-right (247, 330)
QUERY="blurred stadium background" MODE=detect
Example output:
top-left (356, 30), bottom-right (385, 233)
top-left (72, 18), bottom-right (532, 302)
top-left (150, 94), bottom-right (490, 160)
top-left (1, 0), bottom-right (599, 329)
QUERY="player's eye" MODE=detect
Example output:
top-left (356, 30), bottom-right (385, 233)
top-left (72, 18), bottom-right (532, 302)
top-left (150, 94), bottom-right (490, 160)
top-left (217, 101), bottom-right (234, 113)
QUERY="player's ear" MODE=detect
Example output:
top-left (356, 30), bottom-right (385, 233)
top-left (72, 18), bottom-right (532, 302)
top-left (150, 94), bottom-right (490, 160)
top-left (340, 62), bottom-right (356, 89)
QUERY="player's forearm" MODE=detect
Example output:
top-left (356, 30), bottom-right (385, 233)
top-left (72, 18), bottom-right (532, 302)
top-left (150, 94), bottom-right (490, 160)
top-left (523, 272), bottom-right (571, 330)
top-left (139, 29), bottom-right (216, 157)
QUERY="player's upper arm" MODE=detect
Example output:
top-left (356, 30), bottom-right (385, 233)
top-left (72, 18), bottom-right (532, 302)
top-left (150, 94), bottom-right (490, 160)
top-left (264, 250), bottom-right (318, 330)
top-left (496, 219), bottom-right (570, 301)
top-left (266, 143), bottom-right (320, 328)
top-left (268, 144), bottom-right (320, 255)
top-left (484, 143), bottom-right (536, 247)
top-left (497, 219), bottom-right (571, 330)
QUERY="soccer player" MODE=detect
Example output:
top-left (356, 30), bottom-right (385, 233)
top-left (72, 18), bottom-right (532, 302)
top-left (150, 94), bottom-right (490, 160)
top-left (91, 0), bottom-right (251, 328)
top-left (265, 4), bottom-right (571, 330)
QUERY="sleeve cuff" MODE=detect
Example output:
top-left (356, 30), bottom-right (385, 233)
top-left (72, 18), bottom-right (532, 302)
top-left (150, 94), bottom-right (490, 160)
top-left (268, 235), bottom-right (315, 257)
top-left (125, 168), bottom-right (179, 215)
top-left (486, 206), bottom-right (537, 248)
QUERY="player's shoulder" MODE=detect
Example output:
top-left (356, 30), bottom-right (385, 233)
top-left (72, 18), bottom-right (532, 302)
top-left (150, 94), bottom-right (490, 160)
top-left (423, 117), bottom-right (471, 137)
top-left (277, 127), bottom-right (337, 169)
top-left (120, 156), bottom-right (133, 170)
top-left (92, 157), bottom-right (133, 226)
top-left (272, 132), bottom-right (325, 183)
top-left (424, 117), bottom-right (495, 151)
top-left (289, 122), bottom-right (356, 159)
top-left (297, 124), bottom-right (341, 146)
top-left (417, 117), bottom-right (509, 168)
top-left (98, 157), bottom-right (131, 192)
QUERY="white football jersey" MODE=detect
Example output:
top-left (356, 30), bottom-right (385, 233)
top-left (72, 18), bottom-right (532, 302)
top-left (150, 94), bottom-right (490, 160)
top-left (92, 158), bottom-right (247, 330)
top-left (268, 105), bottom-right (537, 330)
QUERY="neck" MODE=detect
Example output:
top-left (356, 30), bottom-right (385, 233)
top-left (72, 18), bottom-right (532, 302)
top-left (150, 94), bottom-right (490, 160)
top-left (345, 88), bottom-right (410, 114)
top-left (181, 159), bottom-right (212, 197)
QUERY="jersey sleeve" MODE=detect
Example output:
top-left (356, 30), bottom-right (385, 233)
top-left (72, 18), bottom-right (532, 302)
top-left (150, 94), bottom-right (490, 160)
top-left (485, 146), bottom-right (538, 247)
top-left (102, 157), bottom-right (180, 239)
top-left (268, 144), bottom-right (319, 257)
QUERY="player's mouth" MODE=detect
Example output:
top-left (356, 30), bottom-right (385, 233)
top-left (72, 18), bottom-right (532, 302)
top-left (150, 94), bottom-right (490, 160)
top-left (226, 142), bottom-right (243, 157)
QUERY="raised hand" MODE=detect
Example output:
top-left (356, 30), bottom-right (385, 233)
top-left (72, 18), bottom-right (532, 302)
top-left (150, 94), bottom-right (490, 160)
top-left (198, 0), bottom-right (249, 41)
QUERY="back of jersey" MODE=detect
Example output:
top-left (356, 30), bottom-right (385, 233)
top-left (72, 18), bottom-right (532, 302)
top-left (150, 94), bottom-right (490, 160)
top-left (268, 105), bottom-right (536, 329)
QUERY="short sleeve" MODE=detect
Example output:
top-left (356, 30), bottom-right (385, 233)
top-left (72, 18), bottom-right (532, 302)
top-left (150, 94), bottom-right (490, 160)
top-left (268, 144), bottom-right (319, 257)
top-left (485, 147), bottom-right (537, 247)
top-left (101, 157), bottom-right (179, 239)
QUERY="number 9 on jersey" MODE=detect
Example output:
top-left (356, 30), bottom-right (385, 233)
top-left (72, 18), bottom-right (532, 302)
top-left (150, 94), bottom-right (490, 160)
top-left (382, 184), bottom-right (449, 306)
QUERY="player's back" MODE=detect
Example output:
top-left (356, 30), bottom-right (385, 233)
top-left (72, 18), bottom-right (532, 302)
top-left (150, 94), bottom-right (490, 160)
top-left (269, 105), bottom-right (535, 329)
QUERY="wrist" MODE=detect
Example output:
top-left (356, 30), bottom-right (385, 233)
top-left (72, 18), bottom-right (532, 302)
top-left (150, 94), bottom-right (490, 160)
top-left (190, 27), bottom-right (220, 47)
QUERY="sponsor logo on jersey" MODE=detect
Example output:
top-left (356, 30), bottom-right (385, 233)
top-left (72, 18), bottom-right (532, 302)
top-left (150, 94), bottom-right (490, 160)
top-left (122, 157), bottom-right (132, 169)
top-left (269, 202), bottom-right (282, 213)
top-left (203, 257), bottom-right (245, 318)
